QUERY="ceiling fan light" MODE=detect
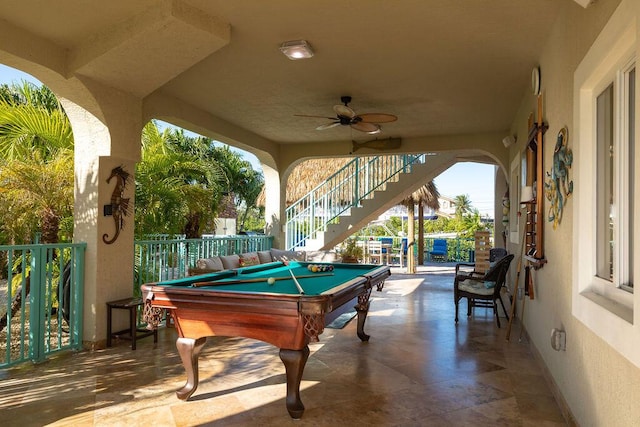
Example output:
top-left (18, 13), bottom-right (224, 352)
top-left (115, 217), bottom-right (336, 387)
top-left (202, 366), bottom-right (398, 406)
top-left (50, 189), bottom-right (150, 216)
top-left (279, 40), bottom-right (314, 60)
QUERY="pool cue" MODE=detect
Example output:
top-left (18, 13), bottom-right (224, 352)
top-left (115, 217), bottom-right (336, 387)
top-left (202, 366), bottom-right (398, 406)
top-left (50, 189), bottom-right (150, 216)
top-left (289, 270), bottom-right (305, 294)
top-left (506, 228), bottom-right (527, 341)
top-left (191, 273), bottom-right (333, 287)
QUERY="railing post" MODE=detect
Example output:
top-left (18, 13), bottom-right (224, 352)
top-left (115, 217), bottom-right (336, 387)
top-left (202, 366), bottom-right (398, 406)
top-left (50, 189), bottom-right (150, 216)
top-left (29, 245), bottom-right (46, 363)
top-left (353, 158), bottom-right (359, 207)
top-left (72, 245), bottom-right (85, 348)
top-left (310, 191), bottom-right (315, 245)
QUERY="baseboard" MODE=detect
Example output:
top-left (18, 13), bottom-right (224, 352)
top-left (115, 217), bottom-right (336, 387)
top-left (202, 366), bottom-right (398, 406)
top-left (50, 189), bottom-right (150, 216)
top-left (521, 326), bottom-right (578, 426)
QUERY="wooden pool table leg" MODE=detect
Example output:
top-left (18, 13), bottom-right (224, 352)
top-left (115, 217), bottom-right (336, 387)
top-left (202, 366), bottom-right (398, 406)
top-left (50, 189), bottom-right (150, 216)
top-left (355, 290), bottom-right (372, 342)
top-left (279, 346), bottom-right (310, 419)
top-left (176, 337), bottom-right (207, 400)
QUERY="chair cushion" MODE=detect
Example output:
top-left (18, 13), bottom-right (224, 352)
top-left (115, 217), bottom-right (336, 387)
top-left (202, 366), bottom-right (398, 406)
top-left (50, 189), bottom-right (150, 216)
top-left (458, 279), bottom-right (495, 296)
top-left (195, 256), bottom-right (223, 271)
top-left (257, 250), bottom-right (273, 264)
top-left (239, 252), bottom-right (260, 267)
top-left (220, 254), bottom-right (241, 270)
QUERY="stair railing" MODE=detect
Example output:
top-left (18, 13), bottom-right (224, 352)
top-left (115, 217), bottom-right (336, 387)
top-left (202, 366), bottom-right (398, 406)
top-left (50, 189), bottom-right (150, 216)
top-left (285, 154), bottom-right (426, 249)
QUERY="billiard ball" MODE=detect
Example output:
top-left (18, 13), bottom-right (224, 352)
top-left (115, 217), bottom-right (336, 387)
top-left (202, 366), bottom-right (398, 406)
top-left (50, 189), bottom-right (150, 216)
top-left (267, 277), bottom-right (276, 285)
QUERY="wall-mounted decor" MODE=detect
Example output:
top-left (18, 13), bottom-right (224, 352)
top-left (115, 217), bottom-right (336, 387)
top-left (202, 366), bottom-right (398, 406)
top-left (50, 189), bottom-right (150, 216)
top-left (103, 166), bottom-right (131, 244)
top-left (522, 94), bottom-right (547, 270)
top-left (502, 190), bottom-right (510, 227)
top-left (544, 126), bottom-right (573, 229)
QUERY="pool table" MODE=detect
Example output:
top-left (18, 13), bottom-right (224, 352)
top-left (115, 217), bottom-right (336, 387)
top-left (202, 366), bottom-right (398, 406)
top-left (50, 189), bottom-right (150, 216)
top-left (141, 260), bottom-right (390, 419)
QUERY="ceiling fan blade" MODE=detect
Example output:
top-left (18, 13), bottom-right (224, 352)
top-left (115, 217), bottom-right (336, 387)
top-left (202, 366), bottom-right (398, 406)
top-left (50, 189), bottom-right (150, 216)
top-left (294, 114), bottom-right (338, 120)
top-left (351, 122), bottom-right (381, 134)
top-left (334, 104), bottom-right (356, 118)
top-left (358, 113), bottom-right (398, 123)
top-left (316, 122), bottom-right (342, 130)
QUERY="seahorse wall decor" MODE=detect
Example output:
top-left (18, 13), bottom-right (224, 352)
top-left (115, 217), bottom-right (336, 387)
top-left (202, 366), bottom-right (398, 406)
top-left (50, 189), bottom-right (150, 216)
top-left (544, 127), bottom-right (573, 229)
top-left (103, 165), bottom-right (131, 244)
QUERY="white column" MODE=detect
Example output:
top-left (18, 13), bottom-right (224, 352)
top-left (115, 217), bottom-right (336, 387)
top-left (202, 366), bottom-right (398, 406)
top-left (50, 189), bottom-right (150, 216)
top-left (62, 91), bottom-right (142, 348)
top-left (262, 164), bottom-right (283, 248)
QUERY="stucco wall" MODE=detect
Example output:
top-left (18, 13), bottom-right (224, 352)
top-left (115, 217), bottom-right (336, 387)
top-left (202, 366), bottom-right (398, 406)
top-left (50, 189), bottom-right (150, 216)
top-left (506, 0), bottom-right (640, 425)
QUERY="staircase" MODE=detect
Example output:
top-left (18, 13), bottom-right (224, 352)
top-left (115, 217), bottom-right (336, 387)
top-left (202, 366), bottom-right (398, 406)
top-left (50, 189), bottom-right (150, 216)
top-left (285, 152), bottom-right (457, 250)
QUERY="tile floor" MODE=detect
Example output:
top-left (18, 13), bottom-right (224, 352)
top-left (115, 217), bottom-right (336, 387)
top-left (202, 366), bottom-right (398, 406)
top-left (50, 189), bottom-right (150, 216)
top-left (0, 265), bottom-right (568, 426)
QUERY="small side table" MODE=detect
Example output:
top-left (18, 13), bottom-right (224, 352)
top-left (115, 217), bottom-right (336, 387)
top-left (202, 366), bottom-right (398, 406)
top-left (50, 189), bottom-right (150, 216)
top-left (106, 297), bottom-right (157, 350)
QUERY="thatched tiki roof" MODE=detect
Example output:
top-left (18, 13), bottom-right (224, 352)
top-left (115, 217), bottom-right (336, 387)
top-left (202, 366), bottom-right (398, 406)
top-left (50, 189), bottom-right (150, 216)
top-left (399, 181), bottom-right (440, 211)
top-left (258, 157), bottom-right (440, 208)
top-left (257, 158), bottom-right (350, 207)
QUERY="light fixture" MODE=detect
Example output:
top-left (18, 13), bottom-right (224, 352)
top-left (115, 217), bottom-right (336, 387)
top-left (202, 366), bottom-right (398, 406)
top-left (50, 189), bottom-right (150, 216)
top-left (521, 186), bottom-right (534, 203)
top-left (279, 40), bottom-right (314, 60)
top-left (502, 135), bottom-right (517, 148)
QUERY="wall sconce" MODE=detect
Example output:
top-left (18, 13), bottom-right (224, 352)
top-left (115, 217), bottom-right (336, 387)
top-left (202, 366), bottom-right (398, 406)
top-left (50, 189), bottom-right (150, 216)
top-left (521, 186), bottom-right (534, 204)
top-left (502, 135), bottom-right (517, 148)
top-left (279, 40), bottom-right (314, 60)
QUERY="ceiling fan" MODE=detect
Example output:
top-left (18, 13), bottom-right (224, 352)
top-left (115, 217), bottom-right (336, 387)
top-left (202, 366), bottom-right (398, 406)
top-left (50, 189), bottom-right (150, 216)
top-left (295, 96), bottom-right (397, 134)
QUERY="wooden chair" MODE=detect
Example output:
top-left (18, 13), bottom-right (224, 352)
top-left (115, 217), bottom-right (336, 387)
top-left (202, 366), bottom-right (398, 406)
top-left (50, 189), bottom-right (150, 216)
top-left (390, 238), bottom-right (408, 267)
top-left (454, 254), bottom-right (514, 327)
top-left (366, 240), bottom-right (387, 264)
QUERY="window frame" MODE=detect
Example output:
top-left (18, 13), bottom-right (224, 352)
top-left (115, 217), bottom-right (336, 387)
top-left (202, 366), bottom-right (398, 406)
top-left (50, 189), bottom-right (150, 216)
top-left (572, 5), bottom-right (639, 368)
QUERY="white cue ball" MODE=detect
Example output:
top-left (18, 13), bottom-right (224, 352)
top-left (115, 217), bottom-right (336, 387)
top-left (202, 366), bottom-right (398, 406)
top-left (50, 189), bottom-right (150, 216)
top-left (267, 277), bottom-right (276, 285)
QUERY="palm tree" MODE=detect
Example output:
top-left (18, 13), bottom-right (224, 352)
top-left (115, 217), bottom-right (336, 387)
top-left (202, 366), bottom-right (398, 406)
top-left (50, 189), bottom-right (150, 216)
top-left (399, 182), bottom-right (440, 273)
top-left (135, 122), bottom-right (225, 238)
top-left (454, 194), bottom-right (472, 218)
top-left (0, 153), bottom-right (73, 243)
top-left (0, 82), bottom-right (74, 332)
top-left (0, 82), bottom-right (73, 243)
top-left (208, 145), bottom-right (264, 232)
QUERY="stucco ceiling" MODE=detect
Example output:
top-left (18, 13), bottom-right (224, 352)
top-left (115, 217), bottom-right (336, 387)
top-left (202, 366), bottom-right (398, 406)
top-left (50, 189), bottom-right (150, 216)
top-left (0, 0), bottom-right (564, 146)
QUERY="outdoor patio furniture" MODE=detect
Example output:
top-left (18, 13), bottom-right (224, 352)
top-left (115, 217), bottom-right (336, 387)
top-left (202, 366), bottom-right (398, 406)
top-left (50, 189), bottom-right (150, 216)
top-left (490, 247), bottom-right (508, 262)
top-left (454, 254), bottom-right (514, 328)
top-left (429, 239), bottom-right (448, 262)
top-left (390, 238), bottom-right (408, 267)
top-left (106, 297), bottom-right (158, 350)
top-left (379, 237), bottom-right (394, 259)
top-left (367, 240), bottom-right (387, 264)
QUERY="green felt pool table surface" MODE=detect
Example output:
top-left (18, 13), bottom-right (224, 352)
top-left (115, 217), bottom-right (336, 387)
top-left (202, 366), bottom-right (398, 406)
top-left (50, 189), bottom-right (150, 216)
top-left (157, 261), bottom-right (383, 295)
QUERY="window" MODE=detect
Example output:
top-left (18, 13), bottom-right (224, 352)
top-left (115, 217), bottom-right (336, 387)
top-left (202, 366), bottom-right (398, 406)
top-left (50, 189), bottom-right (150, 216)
top-left (595, 84), bottom-right (614, 281)
top-left (573, 0), bottom-right (639, 368)
top-left (595, 66), bottom-right (634, 291)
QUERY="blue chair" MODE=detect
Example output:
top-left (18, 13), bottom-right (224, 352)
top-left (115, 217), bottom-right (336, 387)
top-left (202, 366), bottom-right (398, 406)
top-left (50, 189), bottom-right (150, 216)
top-left (429, 239), bottom-right (448, 262)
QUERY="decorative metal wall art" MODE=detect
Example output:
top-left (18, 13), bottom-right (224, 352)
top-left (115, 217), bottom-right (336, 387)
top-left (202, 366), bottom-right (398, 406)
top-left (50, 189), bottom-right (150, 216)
top-left (544, 127), bottom-right (573, 229)
top-left (103, 166), bottom-right (131, 244)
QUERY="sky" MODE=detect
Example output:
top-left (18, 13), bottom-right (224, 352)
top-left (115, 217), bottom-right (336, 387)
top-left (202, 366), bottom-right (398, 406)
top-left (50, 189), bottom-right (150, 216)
top-left (0, 64), bottom-right (495, 217)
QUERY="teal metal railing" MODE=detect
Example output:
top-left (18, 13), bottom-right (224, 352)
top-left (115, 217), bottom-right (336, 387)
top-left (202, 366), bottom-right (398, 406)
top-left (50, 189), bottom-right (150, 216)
top-left (1, 235), bottom-right (272, 368)
top-left (285, 154), bottom-right (426, 250)
top-left (0, 242), bottom-right (86, 368)
top-left (133, 234), bottom-right (274, 294)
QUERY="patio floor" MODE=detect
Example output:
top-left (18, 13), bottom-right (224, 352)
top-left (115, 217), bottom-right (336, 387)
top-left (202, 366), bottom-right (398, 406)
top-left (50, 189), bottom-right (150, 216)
top-left (0, 264), bottom-right (568, 426)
